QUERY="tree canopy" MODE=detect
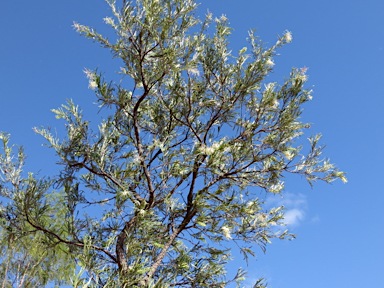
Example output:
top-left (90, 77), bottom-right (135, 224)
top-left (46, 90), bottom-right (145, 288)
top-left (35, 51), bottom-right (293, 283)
top-left (0, 0), bottom-right (346, 287)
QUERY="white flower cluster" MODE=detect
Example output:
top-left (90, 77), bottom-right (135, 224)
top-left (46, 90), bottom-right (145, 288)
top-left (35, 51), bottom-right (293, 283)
top-left (220, 15), bottom-right (228, 21)
top-left (132, 154), bottom-right (143, 164)
top-left (283, 150), bottom-right (295, 160)
top-left (266, 58), bottom-right (275, 67)
top-left (200, 142), bottom-right (220, 156)
top-left (256, 213), bottom-right (268, 222)
top-left (269, 182), bottom-right (284, 193)
top-left (221, 226), bottom-right (232, 240)
top-left (83, 68), bottom-right (98, 90)
top-left (120, 190), bottom-right (127, 196)
top-left (284, 30), bottom-right (293, 43)
top-left (215, 15), bottom-right (228, 23)
top-left (264, 82), bottom-right (276, 92)
top-left (246, 201), bottom-right (255, 207)
top-left (72, 22), bottom-right (83, 33)
top-left (297, 73), bottom-right (308, 82)
top-left (103, 17), bottom-right (115, 26)
top-left (273, 99), bottom-right (280, 109)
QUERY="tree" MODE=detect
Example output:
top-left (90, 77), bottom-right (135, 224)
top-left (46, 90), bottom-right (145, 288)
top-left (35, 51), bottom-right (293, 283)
top-left (0, 0), bottom-right (346, 287)
top-left (0, 226), bottom-right (74, 288)
top-left (0, 137), bottom-right (74, 287)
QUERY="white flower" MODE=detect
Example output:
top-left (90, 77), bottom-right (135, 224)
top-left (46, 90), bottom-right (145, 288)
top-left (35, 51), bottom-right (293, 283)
top-left (264, 82), bottom-right (276, 92)
top-left (223, 146), bottom-right (231, 153)
top-left (72, 22), bottom-right (82, 32)
top-left (284, 30), bottom-right (293, 43)
top-left (83, 68), bottom-right (93, 78)
top-left (212, 142), bottom-right (220, 149)
top-left (84, 68), bottom-right (98, 90)
top-left (205, 146), bottom-right (215, 155)
top-left (257, 213), bottom-right (268, 222)
top-left (246, 201), bottom-right (254, 207)
top-left (201, 142), bottom-right (220, 156)
top-left (121, 190), bottom-right (130, 196)
top-left (221, 226), bottom-right (232, 240)
top-left (220, 15), bottom-right (228, 21)
top-left (133, 154), bottom-right (142, 163)
top-left (297, 74), bottom-right (308, 82)
top-left (283, 150), bottom-right (294, 160)
top-left (266, 58), bottom-right (275, 67)
top-left (270, 182), bottom-right (284, 193)
top-left (88, 81), bottom-right (98, 90)
top-left (295, 164), bottom-right (305, 171)
top-left (273, 99), bottom-right (279, 108)
top-left (103, 17), bottom-right (115, 26)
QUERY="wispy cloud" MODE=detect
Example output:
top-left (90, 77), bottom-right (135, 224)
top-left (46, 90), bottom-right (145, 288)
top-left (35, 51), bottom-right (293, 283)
top-left (266, 193), bottom-right (309, 227)
top-left (283, 208), bottom-right (305, 226)
top-left (310, 215), bottom-right (320, 223)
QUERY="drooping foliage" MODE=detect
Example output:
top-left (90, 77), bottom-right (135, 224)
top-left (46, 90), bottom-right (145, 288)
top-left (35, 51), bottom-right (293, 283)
top-left (0, 138), bottom-right (74, 287)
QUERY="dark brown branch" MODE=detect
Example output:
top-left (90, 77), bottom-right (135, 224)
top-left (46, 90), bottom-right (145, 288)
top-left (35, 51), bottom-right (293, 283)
top-left (141, 226), bottom-right (181, 285)
top-left (141, 205), bottom-right (197, 286)
top-left (116, 215), bottom-right (136, 274)
top-left (132, 53), bottom-right (157, 207)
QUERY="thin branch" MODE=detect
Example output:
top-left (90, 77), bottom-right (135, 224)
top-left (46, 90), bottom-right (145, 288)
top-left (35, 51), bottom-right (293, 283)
top-left (23, 211), bottom-right (117, 263)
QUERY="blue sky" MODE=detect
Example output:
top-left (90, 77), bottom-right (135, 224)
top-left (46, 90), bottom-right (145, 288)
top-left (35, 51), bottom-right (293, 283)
top-left (1, 0), bottom-right (383, 287)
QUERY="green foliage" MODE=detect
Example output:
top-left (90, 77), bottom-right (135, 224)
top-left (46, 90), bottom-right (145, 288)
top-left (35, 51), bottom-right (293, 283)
top-left (0, 134), bottom-right (75, 287)
top-left (0, 0), bottom-right (346, 287)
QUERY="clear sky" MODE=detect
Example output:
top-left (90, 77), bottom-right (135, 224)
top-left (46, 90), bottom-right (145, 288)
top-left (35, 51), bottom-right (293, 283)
top-left (1, 0), bottom-right (383, 287)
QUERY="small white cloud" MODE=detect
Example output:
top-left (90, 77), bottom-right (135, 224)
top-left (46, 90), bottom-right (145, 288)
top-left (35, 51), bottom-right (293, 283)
top-left (283, 208), bottom-right (304, 226)
top-left (266, 193), bottom-right (307, 227)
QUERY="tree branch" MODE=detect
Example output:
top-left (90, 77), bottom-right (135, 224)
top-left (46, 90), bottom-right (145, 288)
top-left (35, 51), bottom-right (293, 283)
top-left (23, 210), bottom-right (117, 263)
top-left (116, 215), bottom-right (136, 274)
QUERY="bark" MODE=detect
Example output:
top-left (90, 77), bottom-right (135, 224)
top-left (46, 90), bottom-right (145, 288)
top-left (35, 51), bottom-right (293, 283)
top-left (116, 216), bottom-right (136, 274)
top-left (140, 227), bottom-right (182, 285)
top-left (141, 209), bottom-right (197, 286)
